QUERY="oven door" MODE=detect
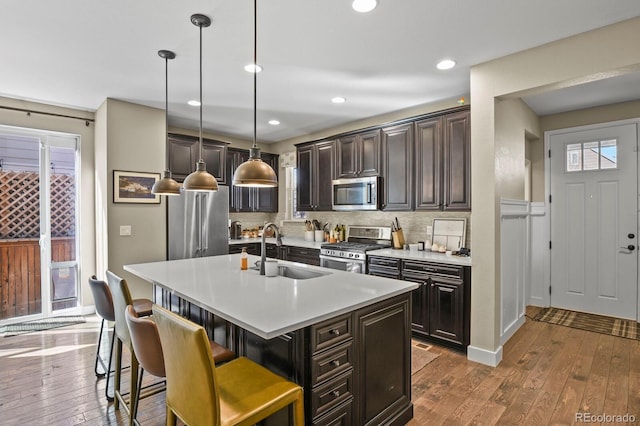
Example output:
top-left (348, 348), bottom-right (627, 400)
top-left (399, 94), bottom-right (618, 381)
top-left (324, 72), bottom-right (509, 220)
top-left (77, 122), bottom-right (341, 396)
top-left (319, 255), bottom-right (365, 274)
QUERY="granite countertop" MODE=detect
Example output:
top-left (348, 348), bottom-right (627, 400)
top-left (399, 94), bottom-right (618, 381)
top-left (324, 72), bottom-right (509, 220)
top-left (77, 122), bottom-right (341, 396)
top-left (125, 254), bottom-right (417, 339)
top-left (229, 236), bottom-right (323, 249)
top-left (367, 248), bottom-right (472, 267)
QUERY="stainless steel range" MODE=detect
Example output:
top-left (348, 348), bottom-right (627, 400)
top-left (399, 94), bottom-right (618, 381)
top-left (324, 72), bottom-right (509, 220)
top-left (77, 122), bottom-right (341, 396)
top-left (320, 225), bottom-right (392, 273)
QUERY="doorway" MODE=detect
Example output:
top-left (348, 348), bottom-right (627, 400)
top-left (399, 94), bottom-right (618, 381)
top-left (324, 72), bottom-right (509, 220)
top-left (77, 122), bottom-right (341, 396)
top-left (548, 121), bottom-right (638, 320)
top-left (0, 128), bottom-right (80, 325)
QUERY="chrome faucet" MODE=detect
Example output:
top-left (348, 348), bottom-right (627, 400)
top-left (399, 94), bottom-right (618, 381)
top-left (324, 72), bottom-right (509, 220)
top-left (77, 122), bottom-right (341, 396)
top-left (260, 222), bottom-right (282, 275)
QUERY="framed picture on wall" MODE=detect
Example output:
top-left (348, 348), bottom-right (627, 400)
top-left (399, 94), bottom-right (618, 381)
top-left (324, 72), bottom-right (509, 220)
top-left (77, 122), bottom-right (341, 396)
top-left (113, 170), bottom-right (161, 204)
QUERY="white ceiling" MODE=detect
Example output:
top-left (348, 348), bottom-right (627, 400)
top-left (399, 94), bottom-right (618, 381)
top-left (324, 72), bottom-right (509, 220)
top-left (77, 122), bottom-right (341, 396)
top-left (1, 1), bottom-right (639, 143)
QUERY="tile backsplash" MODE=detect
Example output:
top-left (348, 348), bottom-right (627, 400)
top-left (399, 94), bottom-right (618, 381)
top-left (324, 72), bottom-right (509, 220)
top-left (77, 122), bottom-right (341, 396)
top-left (229, 211), bottom-right (471, 248)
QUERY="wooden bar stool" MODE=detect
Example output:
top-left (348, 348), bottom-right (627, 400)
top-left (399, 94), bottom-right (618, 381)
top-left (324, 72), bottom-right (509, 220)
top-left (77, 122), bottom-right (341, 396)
top-left (88, 275), bottom-right (153, 402)
top-left (125, 305), bottom-right (235, 423)
top-left (153, 305), bottom-right (304, 426)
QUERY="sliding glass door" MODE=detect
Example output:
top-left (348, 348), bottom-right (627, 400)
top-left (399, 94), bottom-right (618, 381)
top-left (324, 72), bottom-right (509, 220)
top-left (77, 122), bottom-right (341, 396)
top-left (0, 128), bottom-right (80, 324)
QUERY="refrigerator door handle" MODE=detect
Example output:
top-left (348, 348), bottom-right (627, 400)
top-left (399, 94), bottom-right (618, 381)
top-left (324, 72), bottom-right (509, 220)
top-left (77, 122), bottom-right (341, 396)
top-left (200, 192), bottom-right (209, 254)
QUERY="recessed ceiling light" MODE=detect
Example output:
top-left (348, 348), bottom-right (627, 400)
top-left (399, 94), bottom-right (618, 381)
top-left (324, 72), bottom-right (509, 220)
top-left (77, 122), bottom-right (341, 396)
top-left (331, 96), bottom-right (347, 104)
top-left (188, 100), bottom-right (201, 106)
top-left (244, 63), bottom-right (263, 73)
top-left (352, 0), bottom-right (377, 13)
top-left (268, 120), bottom-right (280, 126)
top-left (436, 59), bottom-right (456, 70)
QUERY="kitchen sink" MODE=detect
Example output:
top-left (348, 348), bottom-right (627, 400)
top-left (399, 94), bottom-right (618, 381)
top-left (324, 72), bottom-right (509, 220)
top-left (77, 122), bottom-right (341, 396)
top-left (277, 265), bottom-right (331, 280)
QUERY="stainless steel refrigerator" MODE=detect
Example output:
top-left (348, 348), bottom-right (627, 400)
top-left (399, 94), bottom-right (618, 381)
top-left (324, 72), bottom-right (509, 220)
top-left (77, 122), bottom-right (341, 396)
top-left (168, 186), bottom-right (229, 260)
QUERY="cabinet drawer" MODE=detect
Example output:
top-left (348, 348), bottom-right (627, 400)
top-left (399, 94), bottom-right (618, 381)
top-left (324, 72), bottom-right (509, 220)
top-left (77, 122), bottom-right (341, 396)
top-left (368, 256), bottom-right (400, 269)
top-left (312, 369), bottom-right (353, 420)
top-left (311, 340), bottom-right (353, 386)
top-left (312, 399), bottom-right (353, 426)
top-left (311, 313), bottom-right (352, 353)
top-left (402, 260), bottom-right (463, 278)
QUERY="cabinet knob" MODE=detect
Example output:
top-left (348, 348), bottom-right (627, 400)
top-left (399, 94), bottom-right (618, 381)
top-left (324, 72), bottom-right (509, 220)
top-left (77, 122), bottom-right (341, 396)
top-left (331, 359), bottom-right (341, 367)
top-left (330, 328), bottom-right (340, 335)
top-left (332, 390), bottom-right (341, 397)
top-left (431, 283), bottom-right (435, 287)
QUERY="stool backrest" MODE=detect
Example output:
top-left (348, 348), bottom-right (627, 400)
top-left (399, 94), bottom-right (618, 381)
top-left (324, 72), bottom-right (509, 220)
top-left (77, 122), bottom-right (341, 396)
top-left (88, 275), bottom-right (115, 322)
top-left (125, 305), bottom-right (165, 378)
top-left (152, 305), bottom-right (220, 425)
top-left (106, 270), bottom-right (133, 346)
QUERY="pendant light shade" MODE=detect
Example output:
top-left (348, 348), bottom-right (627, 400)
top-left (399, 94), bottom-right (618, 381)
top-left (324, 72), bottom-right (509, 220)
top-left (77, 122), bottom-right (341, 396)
top-left (232, 0), bottom-right (278, 188)
top-left (152, 50), bottom-right (181, 196)
top-left (183, 13), bottom-right (218, 192)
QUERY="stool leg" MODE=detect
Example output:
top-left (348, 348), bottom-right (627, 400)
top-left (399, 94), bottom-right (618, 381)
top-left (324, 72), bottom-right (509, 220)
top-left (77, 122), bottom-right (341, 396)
top-left (104, 328), bottom-right (116, 402)
top-left (131, 368), bottom-right (144, 423)
top-left (114, 338), bottom-right (123, 410)
top-left (166, 406), bottom-right (177, 426)
top-left (293, 393), bottom-right (305, 426)
top-left (128, 352), bottom-right (139, 426)
top-left (94, 318), bottom-right (106, 378)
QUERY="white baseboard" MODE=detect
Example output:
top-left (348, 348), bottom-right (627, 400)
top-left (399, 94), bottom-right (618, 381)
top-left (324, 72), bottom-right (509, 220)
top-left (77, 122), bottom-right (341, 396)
top-left (467, 344), bottom-right (503, 367)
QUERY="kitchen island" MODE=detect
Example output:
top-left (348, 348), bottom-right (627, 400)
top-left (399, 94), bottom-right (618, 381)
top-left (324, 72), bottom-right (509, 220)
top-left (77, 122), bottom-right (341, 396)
top-left (125, 254), bottom-right (417, 426)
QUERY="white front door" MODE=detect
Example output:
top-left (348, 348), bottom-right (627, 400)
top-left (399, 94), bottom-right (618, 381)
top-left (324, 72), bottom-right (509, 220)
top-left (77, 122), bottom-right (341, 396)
top-left (549, 122), bottom-right (638, 320)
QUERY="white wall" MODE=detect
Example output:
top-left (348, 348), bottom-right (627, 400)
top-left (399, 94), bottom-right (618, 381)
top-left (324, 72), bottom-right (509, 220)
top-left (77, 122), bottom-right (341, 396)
top-left (94, 99), bottom-right (166, 299)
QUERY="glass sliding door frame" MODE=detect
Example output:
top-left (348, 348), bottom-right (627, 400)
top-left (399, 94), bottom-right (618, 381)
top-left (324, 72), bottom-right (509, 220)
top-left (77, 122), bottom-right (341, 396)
top-left (0, 126), bottom-right (81, 325)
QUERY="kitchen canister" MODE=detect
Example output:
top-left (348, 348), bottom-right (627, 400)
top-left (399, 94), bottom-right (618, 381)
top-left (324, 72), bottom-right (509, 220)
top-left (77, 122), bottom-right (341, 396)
top-left (315, 230), bottom-right (325, 242)
top-left (304, 230), bottom-right (314, 241)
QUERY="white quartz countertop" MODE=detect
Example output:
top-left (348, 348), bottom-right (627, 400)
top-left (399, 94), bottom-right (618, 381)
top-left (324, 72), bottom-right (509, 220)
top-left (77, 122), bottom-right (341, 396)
top-left (367, 248), bottom-right (472, 266)
top-left (229, 236), bottom-right (323, 249)
top-left (125, 254), bottom-right (417, 339)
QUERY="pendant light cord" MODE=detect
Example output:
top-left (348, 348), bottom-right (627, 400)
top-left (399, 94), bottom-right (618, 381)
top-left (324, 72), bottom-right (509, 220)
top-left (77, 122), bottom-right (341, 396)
top-left (253, 0), bottom-right (258, 151)
top-left (199, 23), bottom-right (204, 162)
top-left (165, 55), bottom-right (170, 168)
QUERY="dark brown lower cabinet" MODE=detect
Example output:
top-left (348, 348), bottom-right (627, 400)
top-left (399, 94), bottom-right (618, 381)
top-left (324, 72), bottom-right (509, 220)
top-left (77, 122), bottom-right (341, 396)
top-left (368, 256), bottom-right (471, 352)
top-left (284, 246), bottom-right (320, 266)
top-left (154, 286), bottom-right (413, 425)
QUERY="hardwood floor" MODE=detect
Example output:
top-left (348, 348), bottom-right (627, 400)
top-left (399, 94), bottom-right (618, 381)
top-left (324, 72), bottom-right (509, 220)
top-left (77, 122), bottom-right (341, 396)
top-left (1, 309), bottom-right (638, 425)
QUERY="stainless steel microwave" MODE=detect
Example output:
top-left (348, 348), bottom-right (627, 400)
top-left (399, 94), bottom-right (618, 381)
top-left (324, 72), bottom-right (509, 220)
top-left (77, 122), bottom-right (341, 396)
top-left (332, 176), bottom-right (380, 211)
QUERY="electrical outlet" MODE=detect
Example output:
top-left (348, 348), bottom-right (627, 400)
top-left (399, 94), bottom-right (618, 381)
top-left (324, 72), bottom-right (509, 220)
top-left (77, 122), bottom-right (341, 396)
top-left (120, 225), bottom-right (132, 236)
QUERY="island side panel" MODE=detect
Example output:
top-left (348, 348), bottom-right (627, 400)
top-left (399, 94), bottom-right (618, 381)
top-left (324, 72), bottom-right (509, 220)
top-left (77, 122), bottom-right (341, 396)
top-left (355, 293), bottom-right (413, 426)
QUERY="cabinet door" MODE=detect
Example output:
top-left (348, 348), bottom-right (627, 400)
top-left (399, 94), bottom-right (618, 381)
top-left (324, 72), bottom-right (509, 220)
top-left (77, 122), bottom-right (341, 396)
top-left (315, 140), bottom-right (336, 211)
top-left (202, 141), bottom-right (226, 185)
top-left (256, 153), bottom-right (279, 212)
top-left (381, 123), bottom-right (413, 211)
top-left (443, 110), bottom-right (471, 211)
top-left (355, 296), bottom-right (411, 425)
top-left (297, 145), bottom-right (314, 211)
top-left (358, 129), bottom-right (381, 177)
top-left (429, 276), bottom-right (464, 345)
top-left (168, 136), bottom-right (198, 182)
top-left (402, 274), bottom-right (429, 336)
top-left (414, 117), bottom-right (442, 210)
top-left (336, 135), bottom-right (358, 178)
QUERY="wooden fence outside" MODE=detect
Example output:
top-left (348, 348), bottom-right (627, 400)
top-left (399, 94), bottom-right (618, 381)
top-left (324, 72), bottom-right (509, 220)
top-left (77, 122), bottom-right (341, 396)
top-left (0, 171), bottom-right (76, 320)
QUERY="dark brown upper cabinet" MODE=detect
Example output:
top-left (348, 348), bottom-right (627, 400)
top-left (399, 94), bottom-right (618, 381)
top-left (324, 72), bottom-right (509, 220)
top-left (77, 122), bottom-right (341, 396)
top-left (336, 129), bottom-right (380, 178)
top-left (225, 148), bottom-right (278, 213)
top-left (414, 117), bottom-right (443, 210)
top-left (443, 110), bottom-right (471, 211)
top-left (380, 123), bottom-right (413, 211)
top-left (167, 133), bottom-right (227, 185)
top-left (297, 140), bottom-right (335, 211)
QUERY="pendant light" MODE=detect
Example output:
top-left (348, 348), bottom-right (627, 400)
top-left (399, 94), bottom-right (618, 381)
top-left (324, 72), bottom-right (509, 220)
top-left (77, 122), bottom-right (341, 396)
top-left (151, 50), bottom-right (181, 196)
top-left (232, 0), bottom-right (278, 188)
top-left (183, 13), bottom-right (218, 192)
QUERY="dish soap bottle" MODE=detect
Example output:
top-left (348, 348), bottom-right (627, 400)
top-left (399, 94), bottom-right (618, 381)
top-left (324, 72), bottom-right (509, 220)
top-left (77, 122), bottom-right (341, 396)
top-left (240, 247), bottom-right (248, 270)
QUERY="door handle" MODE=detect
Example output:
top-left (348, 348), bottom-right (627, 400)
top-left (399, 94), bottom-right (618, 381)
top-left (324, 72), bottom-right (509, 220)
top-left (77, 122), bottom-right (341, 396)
top-left (620, 244), bottom-right (635, 251)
